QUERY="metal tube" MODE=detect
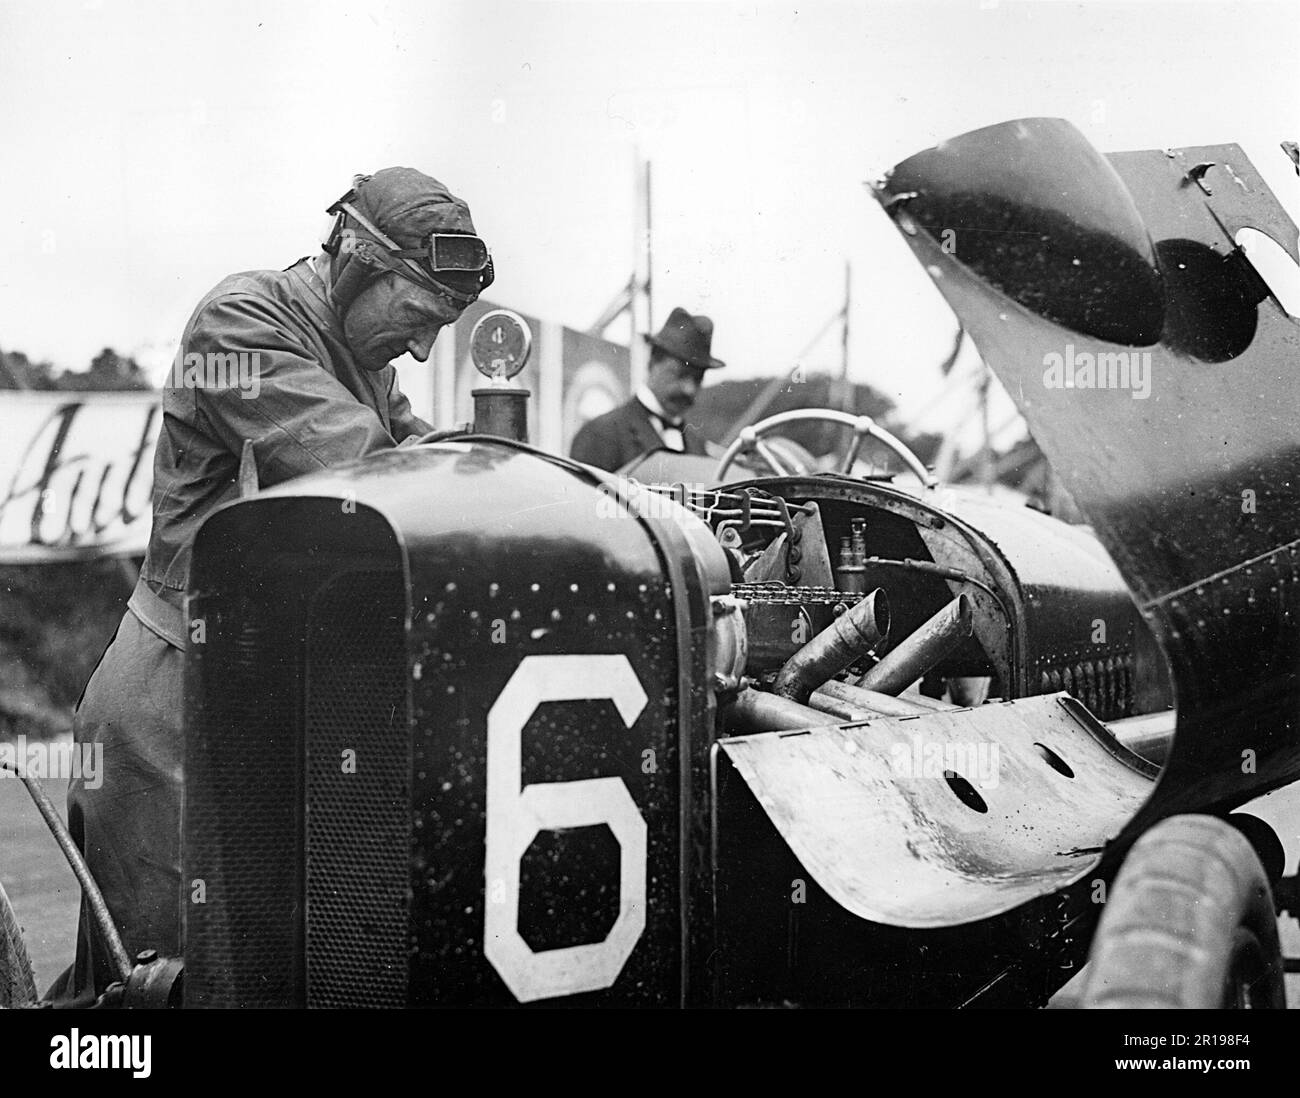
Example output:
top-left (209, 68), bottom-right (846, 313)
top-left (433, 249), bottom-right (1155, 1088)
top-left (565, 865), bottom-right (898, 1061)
top-left (894, 690), bottom-right (959, 711)
top-left (811, 678), bottom-right (958, 718)
top-left (472, 387), bottom-right (530, 442)
top-left (804, 689), bottom-right (874, 721)
top-left (725, 689), bottom-right (843, 734)
top-left (0, 761), bottom-right (133, 984)
top-left (1105, 709), bottom-right (1176, 766)
top-left (856, 593), bottom-right (974, 696)
top-left (772, 589), bottom-right (890, 703)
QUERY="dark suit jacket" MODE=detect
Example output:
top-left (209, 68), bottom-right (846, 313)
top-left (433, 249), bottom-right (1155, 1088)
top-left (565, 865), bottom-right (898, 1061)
top-left (569, 397), bottom-right (709, 472)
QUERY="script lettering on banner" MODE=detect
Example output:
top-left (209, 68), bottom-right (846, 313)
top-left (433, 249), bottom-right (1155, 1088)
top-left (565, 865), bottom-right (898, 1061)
top-left (0, 392), bottom-right (160, 562)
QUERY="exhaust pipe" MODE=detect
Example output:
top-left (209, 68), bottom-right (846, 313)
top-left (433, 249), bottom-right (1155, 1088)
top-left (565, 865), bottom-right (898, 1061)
top-left (771, 589), bottom-right (890, 704)
top-left (810, 678), bottom-right (958, 719)
top-left (725, 689), bottom-right (844, 734)
top-left (1106, 709), bottom-right (1176, 766)
top-left (856, 593), bottom-right (973, 696)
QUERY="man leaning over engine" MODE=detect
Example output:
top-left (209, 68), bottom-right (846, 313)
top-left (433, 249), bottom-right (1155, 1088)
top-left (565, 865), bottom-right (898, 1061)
top-left (50, 168), bottom-right (493, 1003)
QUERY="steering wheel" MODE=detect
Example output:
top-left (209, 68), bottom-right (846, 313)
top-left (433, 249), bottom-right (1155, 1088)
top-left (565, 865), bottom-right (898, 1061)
top-left (713, 408), bottom-right (938, 488)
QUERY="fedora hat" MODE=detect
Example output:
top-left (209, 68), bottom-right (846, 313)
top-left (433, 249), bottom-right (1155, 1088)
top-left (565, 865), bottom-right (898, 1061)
top-left (645, 307), bottom-right (725, 370)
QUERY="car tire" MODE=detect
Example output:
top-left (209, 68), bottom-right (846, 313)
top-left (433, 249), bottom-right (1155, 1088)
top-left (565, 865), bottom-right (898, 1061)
top-left (1081, 813), bottom-right (1286, 1009)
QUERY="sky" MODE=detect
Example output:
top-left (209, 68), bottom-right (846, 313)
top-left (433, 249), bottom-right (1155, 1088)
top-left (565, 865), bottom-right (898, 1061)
top-left (1, 0), bottom-right (1297, 441)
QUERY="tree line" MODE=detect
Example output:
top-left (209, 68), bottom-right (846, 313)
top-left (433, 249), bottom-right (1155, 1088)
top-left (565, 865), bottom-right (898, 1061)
top-left (0, 345), bottom-right (152, 392)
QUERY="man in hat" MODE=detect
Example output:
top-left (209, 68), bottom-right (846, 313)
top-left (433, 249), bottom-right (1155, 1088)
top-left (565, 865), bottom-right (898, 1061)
top-left (570, 307), bottom-right (724, 471)
top-left (52, 167), bottom-right (492, 1003)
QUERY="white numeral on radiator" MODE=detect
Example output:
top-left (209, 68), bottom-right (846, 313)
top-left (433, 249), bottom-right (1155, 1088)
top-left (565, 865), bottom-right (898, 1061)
top-left (484, 654), bottom-right (648, 1002)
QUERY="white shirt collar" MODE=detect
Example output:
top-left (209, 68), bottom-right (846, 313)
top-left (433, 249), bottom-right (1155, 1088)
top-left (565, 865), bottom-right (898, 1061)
top-left (635, 384), bottom-right (685, 448)
top-left (636, 384), bottom-right (672, 421)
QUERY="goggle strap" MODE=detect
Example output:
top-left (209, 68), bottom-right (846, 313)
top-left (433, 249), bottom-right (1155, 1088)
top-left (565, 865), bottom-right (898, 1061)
top-left (390, 247), bottom-right (436, 260)
top-left (334, 200), bottom-right (464, 297)
top-left (328, 195), bottom-right (486, 304)
top-left (334, 200), bottom-right (403, 251)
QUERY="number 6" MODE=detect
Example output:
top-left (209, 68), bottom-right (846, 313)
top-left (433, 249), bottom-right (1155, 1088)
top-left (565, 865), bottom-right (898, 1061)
top-left (484, 655), bottom-right (648, 1002)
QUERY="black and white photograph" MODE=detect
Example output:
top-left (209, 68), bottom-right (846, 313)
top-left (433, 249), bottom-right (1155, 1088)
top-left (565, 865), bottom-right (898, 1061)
top-left (1, 0), bottom-right (1298, 1066)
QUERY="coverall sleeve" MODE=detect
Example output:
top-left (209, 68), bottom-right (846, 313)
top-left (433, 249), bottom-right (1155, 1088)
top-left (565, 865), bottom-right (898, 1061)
top-left (385, 371), bottom-right (435, 442)
top-left (184, 294), bottom-right (409, 486)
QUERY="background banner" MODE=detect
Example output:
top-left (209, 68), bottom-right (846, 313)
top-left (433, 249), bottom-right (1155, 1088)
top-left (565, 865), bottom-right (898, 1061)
top-left (0, 391), bottom-right (160, 562)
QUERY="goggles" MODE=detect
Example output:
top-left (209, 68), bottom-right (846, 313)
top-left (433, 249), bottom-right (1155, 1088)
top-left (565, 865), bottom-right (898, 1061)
top-left (326, 190), bottom-right (494, 305)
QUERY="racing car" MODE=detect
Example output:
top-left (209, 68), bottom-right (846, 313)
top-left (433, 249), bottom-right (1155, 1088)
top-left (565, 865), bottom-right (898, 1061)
top-left (3, 116), bottom-right (1297, 1008)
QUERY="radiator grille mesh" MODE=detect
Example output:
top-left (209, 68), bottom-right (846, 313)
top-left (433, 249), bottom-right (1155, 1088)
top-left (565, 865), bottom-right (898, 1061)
top-left (184, 606), bottom-right (303, 1007)
top-left (304, 570), bottom-right (409, 1007)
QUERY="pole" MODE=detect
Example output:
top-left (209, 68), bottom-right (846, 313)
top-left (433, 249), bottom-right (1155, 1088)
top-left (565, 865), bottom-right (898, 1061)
top-left (719, 308), bottom-right (841, 447)
top-left (630, 152), bottom-right (652, 389)
top-left (840, 260), bottom-right (851, 412)
top-left (822, 260), bottom-right (851, 454)
top-left (644, 159), bottom-right (654, 332)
